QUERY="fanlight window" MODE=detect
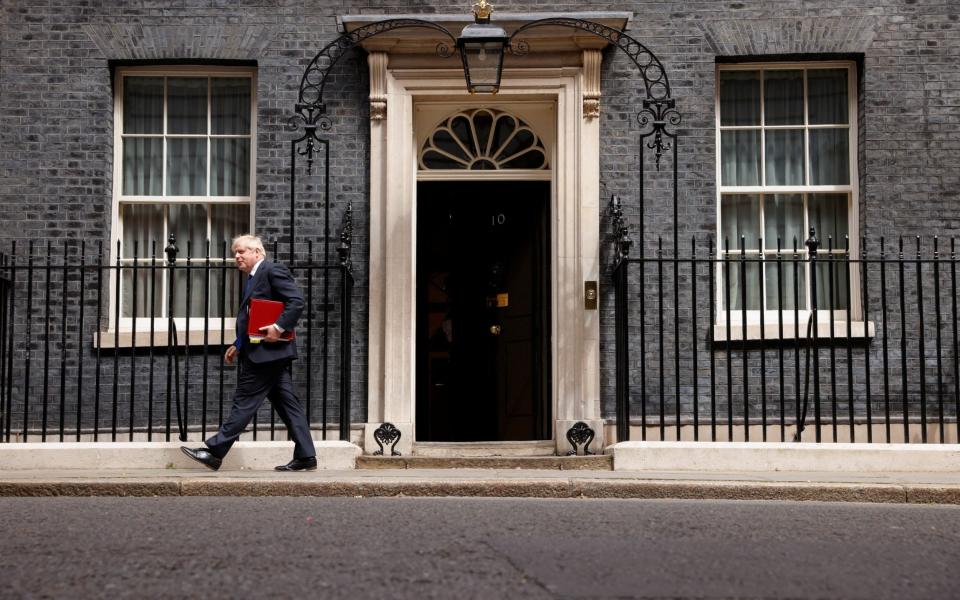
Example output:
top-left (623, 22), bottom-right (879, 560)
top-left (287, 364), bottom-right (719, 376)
top-left (419, 108), bottom-right (548, 170)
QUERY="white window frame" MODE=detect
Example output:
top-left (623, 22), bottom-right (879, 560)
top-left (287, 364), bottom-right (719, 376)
top-left (714, 60), bottom-right (862, 338)
top-left (106, 65), bottom-right (257, 345)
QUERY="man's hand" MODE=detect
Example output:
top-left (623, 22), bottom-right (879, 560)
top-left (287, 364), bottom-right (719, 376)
top-left (259, 324), bottom-right (282, 343)
top-left (224, 345), bottom-right (238, 365)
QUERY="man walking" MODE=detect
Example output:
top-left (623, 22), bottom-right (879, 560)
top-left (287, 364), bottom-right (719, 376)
top-left (181, 235), bottom-right (317, 471)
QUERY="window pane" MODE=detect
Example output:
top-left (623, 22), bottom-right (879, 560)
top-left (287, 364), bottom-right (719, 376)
top-left (211, 204), bottom-right (250, 258)
top-left (501, 148), bottom-right (546, 169)
top-left (421, 150), bottom-right (465, 170)
top-left (764, 129), bottom-right (805, 185)
top-left (723, 260), bottom-right (762, 311)
top-left (814, 260), bottom-right (850, 310)
top-left (491, 115), bottom-right (517, 155)
top-left (167, 139), bottom-right (207, 195)
top-left (120, 204), bottom-right (164, 318)
top-left (720, 194), bottom-right (761, 250)
top-left (764, 260), bottom-right (807, 310)
top-left (764, 70), bottom-right (803, 125)
top-left (211, 78), bottom-right (251, 135)
top-left (122, 268), bottom-right (162, 318)
top-left (171, 269), bottom-right (207, 318)
top-left (808, 69), bottom-right (848, 125)
top-left (209, 265), bottom-right (241, 318)
top-left (123, 77), bottom-right (163, 134)
top-left (431, 130), bottom-right (470, 163)
top-left (809, 128), bottom-right (850, 185)
top-left (474, 110), bottom-right (494, 155)
top-left (168, 204), bottom-right (207, 258)
top-left (809, 194), bottom-right (849, 246)
top-left (121, 204), bottom-right (164, 258)
top-left (122, 138), bottom-right (163, 196)
top-left (720, 130), bottom-right (761, 186)
top-left (450, 115), bottom-right (476, 156)
top-left (719, 70), bottom-right (760, 126)
top-left (210, 139), bottom-right (250, 196)
top-left (167, 77), bottom-right (208, 134)
top-left (764, 194), bottom-right (804, 250)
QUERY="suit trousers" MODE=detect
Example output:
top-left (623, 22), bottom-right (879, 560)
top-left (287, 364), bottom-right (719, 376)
top-left (205, 355), bottom-right (316, 460)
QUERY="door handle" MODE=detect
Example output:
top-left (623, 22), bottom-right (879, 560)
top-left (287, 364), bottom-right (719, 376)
top-left (489, 324), bottom-right (501, 336)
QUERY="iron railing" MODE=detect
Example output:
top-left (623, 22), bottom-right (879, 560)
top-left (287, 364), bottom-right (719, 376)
top-left (0, 237), bottom-right (353, 443)
top-left (612, 199), bottom-right (960, 444)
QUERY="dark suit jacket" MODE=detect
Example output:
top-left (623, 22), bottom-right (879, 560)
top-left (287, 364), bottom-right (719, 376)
top-left (235, 260), bottom-right (305, 364)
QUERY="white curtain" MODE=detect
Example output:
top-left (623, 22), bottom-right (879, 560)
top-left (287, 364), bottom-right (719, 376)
top-left (719, 70), bottom-right (762, 186)
top-left (809, 69), bottom-right (849, 185)
top-left (763, 194), bottom-right (804, 249)
top-left (122, 76), bottom-right (163, 134)
top-left (122, 138), bottom-right (162, 196)
top-left (121, 75), bottom-right (251, 319)
top-left (209, 204), bottom-right (248, 316)
top-left (211, 78), bottom-right (251, 196)
top-left (721, 195), bottom-right (761, 310)
top-left (165, 78), bottom-right (208, 197)
top-left (120, 204), bottom-right (163, 318)
top-left (168, 204), bottom-right (206, 318)
top-left (719, 67), bottom-right (850, 312)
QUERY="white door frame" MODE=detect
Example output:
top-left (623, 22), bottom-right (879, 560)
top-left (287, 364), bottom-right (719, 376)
top-left (363, 65), bottom-right (603, 455)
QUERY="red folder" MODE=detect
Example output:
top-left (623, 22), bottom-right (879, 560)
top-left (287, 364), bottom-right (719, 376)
top-left (247, 298), bottom-right (296, 343)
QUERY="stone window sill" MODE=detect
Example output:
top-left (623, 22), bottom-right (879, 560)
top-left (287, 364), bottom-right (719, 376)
top-left (94, 323), bottom-right (236, 349)
top-left (713, 321), bottom-right (875, 343)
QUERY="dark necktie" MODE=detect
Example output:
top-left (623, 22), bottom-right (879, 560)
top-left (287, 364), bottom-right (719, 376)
top-left (237, 275), bottom-right (254, 350)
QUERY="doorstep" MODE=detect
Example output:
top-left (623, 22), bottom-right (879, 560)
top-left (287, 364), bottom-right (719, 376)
top-left (357, 455), bottom-right (612, 470)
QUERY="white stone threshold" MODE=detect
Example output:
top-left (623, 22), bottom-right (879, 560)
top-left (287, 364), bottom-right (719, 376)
top-left (413, 440), bottom-right (556, 458)
top-left (0, 441), bottom-right (361, 471)
top-left (608, 441), bottom-right (960, 473)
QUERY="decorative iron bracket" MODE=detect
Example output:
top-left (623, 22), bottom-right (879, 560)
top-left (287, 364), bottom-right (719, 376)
top-left (565, 421), bottom-right (595, 456)
top-left (637, 98), bottom-right (681, 171)
top-left (372, 422), bottom-right (402, 456)
top-left (337, 202), bottom-right (354, 273)
top-left (610, 195), bottom-right (633, 267)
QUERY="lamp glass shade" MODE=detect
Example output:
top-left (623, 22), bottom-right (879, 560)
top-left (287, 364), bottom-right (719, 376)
top-left (457, 23), bottom-right (508, 94)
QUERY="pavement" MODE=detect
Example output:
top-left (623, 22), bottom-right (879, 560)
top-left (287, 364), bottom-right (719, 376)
top-left (2, 467), bottom-right (960, 503)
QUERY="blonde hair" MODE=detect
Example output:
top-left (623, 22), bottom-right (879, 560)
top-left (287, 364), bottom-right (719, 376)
top-left (231, 234), bottom-right (266, 257)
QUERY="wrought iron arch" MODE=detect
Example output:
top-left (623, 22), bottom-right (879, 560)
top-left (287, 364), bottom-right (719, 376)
top-left (287, 19), bottom-right (459, 265)
top-left (288, 15), bottom-right (684, 445)
top-left (505, 17), bottom-right (681, 243)
top-left (509, 18), bottom-right (672, 100)
top-left (290, 19), bottom-right (458, 156)
top-left (288, 15), bottom-right (682, 255)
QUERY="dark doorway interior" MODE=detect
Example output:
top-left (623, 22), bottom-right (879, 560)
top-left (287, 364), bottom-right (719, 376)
top-left (416, 181), bottom-right (551, 442)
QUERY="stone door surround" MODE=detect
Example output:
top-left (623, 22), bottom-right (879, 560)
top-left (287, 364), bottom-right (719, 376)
top-left (346, 12), bottom-right (630, 454)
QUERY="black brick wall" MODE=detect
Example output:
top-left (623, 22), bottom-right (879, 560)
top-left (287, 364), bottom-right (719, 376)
top-left (1, 1), bottom-right (958, 436)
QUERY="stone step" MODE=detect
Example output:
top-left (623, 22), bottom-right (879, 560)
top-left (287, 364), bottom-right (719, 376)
top-left (412, 440), bottom-right (557, 457)
top-left (356, 455), bottom-right (613, 470)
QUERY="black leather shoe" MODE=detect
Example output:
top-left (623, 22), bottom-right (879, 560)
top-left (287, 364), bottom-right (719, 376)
top-left (181, 446), bottom-right (222, 471)
top-left (275, 456), bottom-right (317, 472)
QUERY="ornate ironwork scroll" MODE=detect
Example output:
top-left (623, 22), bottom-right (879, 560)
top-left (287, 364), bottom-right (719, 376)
top-left (291, 19), bottom-right (458, 169)
top-left (508, 18), bottom-right (681, 171)
top-left (373, 422), bottom-right (402, 456)
top-left (637, 98), bottom-right (682, 171)
top-left (509, 18), bottom-right (670, 100)
top-left (565, 421), bottom-right (595, 456)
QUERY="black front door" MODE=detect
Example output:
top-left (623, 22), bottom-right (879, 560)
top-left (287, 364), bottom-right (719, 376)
top-left (416, 181), bottom-right (551, 442)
